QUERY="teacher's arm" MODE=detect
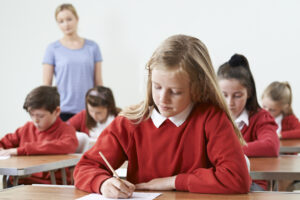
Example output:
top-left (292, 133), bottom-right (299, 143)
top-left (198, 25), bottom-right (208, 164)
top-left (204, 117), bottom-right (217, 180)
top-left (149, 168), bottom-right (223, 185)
top-left (43, 64), bottom-right (54, 86)
top-left (94, 61), bottom-right (103, 86)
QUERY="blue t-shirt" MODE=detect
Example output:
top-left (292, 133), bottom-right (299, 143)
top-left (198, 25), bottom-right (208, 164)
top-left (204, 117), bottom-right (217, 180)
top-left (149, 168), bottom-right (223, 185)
top-left (43, 39), bottom-right (102, 114)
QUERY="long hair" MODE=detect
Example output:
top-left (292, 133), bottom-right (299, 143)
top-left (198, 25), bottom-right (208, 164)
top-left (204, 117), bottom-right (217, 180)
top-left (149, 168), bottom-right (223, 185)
top-left (85, 86), bottom-right (120, 130)
top-left (217, 54), bottom-right (261, 116)
top-left (120, 34), bottom-right (246, 145)
top-left (262, 81), bottom-right (294, 116)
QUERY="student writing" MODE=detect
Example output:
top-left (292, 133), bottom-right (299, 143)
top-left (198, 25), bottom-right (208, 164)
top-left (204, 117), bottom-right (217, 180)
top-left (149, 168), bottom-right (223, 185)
top-left (217, 54), bottom-right (279, 190)
top-left (74, 35), bottom-right (250, 198)
top-left (0, 86), bottom-right (78, 184)
top-left (262, 81), bottom-right (300, 139)
top-left (68, 86), bottom-right (120, 140)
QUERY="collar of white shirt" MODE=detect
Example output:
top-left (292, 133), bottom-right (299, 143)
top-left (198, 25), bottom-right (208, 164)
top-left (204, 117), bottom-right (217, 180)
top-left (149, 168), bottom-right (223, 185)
top-left (151, 103), bottom-right (194, 128)
top-left (235, 109), bottom-right (249, 130)
top-left (275, 114), bottom-right (283, 134)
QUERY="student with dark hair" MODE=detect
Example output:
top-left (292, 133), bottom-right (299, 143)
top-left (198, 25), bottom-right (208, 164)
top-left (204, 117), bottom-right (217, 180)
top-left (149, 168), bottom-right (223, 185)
top-left (68, 86), bottom-right (120, 140)
top-left (217, 54), bottom-right (279, 190)
top-left (262, 81), bottom-right (300, 139)
top-left (0, 86), bottom-right (78, 184)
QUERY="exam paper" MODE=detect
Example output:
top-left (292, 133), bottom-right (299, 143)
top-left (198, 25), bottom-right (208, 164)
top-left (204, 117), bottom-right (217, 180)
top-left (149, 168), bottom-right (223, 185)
top-left (0, 155), bottom-right (10, 160)
top-left (76, 192), bottom-right (161, 200)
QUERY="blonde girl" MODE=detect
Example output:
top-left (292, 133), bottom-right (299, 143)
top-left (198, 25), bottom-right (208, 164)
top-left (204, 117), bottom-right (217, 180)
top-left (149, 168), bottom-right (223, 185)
top-left (262, 81), bottom-right (300, 138)
top-left (74, 35), bottom-right (250, 198)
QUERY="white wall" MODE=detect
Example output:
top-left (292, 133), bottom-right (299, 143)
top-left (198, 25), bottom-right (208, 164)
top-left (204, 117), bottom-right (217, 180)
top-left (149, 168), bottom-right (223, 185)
top-left (0, 0), bottom-right (299, 136)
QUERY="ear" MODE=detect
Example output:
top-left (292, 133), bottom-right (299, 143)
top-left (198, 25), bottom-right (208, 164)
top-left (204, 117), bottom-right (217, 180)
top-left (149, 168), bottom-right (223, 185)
top-left (54, 106), bottom-right (61, 117)
top-left (282, 104), bottom-right (289, 112)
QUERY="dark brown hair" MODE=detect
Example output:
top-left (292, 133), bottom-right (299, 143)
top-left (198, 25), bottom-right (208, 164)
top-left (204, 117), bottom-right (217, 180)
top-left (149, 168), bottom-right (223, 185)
top-left (85, 86), bottom-right (120, 129)
top-left (23, 86), bottom-right (60, 113)
top-left (217, 54), bottom-right (261, 116)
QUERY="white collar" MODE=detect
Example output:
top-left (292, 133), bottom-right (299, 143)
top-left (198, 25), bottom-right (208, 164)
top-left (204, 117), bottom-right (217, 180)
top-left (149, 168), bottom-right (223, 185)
top-left (151, 103), bottom-right (194, 128)
top-left (275, 114), bottom-right (283, 134)
top-left (235, 109), bottom-right (249, 129)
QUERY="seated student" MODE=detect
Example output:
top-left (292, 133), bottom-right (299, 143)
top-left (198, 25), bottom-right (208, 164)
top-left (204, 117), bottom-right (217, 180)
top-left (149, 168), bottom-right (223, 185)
top-left (74, 35), bottom-right (250, 198)
top-left (217, 54), bottom-right (279, 190)
top-left (262, 81), bottom-right (300, 139)
top-left (68, 86), bottom-right (120, 140)
top-left (0, 86), bottom-right (78, 184)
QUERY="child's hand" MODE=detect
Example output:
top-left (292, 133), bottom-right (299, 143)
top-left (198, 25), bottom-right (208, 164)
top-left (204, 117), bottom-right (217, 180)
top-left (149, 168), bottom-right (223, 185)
top-left (0, 148), bottom-right (17, 156)
top-left (135, 176), bottom-right (176, 191)
top-left (100, 177), bottom-right (135, 198)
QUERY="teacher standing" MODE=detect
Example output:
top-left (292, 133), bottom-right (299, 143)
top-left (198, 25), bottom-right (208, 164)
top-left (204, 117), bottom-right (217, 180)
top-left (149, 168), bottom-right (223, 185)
top-left (43, 3), bottom-right (103, 121)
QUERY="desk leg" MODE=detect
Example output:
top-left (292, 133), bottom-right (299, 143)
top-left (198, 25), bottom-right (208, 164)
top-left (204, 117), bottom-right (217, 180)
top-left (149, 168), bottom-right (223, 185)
top-left (270, 180), bottom-right (274, 191)
top-left (61, 168), bottom-right (67, 185)
top-left (2, 175), bottom-right (7, 189)
top-left (50, 170), bottom-right (56, 185)
top-left (12, 176), bottom-right (19, 186)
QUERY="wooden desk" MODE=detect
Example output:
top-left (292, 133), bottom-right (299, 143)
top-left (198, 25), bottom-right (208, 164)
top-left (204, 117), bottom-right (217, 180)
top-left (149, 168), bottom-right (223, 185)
top-left (280, 139), bottom-right (300, 153)
top-left (250, 155), bottom-right (300, 180)
top-left (0, 154), bottom-right (81, 188)
top-left (1, 185), bottom-right (300, 200)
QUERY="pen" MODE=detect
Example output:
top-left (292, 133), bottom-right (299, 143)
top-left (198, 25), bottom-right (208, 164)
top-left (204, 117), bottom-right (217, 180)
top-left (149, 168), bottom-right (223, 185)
top-left (99, 151), bottom-right (120, 179)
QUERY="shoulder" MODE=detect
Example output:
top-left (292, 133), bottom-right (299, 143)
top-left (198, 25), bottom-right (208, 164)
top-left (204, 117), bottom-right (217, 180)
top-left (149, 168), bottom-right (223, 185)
top-left (283, 114), bottom-right (299, 123)
top-left (249, 109), bottom-right (276, 125)
top-left (84, 39), bottom-right (99, 48)
top-left (46, 40), bottom-right (61, 49)
top-left (193, 103), bottom-right (226, 118)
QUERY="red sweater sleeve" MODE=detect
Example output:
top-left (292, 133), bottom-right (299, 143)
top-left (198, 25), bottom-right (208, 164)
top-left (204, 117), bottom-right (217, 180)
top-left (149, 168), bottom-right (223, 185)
top-left (68, 110), bottom-right (89, 135)
top-left (74, 117), bottom-right (128, 193)
top-left (0, 126), bottom-right (24, 149)
top-left (17, 120), bottom-right (78, 155)
top-left (242, 110), bottom-right (279, 157)
top-left (175, 108), bottom-right (250, 193)
top-left (281, 115), bottom-right (300, 139)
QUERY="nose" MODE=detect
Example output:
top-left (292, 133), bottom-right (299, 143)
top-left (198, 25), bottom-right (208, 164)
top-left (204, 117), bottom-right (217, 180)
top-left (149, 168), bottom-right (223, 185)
top-left (160, 90), bottom-right (170, 104)
top-left (226, 97), bottom-right (234, 107)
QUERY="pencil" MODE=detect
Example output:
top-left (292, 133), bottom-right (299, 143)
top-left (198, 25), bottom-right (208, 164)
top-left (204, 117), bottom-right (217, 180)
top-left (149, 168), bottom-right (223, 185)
top-left (99, 151), bottom-right (120, 179)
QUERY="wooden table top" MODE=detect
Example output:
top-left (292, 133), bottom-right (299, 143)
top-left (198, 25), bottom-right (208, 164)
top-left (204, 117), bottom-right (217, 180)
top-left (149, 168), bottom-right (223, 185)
top-left (1, 185), bottom-right (300, 200)
top-left (0, 154), bottom-right (82, 176)
top-left (250, 155), bottom-right (300, 180)
top-left (280, 139), bottom-right (300, 153)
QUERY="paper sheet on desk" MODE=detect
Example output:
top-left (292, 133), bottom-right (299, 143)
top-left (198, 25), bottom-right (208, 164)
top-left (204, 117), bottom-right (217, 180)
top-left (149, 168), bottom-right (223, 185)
top-left (76, 192), bottom-right (161, 200)
top-left (0, 155), bottom-right (10, 160)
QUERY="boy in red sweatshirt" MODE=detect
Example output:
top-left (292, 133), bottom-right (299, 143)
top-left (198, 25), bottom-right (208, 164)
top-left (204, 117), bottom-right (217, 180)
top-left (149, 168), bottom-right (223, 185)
top-left (0, 86), bottom-right (78, 184)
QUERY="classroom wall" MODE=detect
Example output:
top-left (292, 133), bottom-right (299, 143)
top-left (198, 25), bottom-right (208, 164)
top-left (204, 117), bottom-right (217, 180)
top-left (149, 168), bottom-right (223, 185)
top-left (0, 0), bottom-right (299, 136)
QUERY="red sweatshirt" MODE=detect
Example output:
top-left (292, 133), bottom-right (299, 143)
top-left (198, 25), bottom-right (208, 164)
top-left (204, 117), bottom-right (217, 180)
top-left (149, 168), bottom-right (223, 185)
top-left (281, 114), bottom-right (300, 139)
top-left (242, 109), bottom-right (279, 157)
top-left (74, 103), bottom-right (250, 194)
top-left (0, 117), bottom-right (78, 184)
top-left (68, 110), bottom-right (90, 135)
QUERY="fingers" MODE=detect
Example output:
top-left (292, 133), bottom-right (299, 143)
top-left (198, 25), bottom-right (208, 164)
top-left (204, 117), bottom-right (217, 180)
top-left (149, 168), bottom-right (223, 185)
top-left (101, 177), bottom-right (135, 199)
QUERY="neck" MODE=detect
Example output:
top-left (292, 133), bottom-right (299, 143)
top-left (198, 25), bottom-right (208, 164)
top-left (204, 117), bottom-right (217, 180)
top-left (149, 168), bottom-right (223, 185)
top-left (62, 33), bottom-right (80, 42)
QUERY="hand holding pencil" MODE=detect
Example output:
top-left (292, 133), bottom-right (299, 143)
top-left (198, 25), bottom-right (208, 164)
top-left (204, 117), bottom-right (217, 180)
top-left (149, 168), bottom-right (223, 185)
top-left (99, 151), bottom-right (135, 198)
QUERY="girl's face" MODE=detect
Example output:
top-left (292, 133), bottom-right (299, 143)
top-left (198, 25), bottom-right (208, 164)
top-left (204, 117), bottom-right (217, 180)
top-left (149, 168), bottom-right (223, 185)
top-left (219, 79), bottom-right (248, 119)
top-left (87, 104), bottom-right (108, 123)
top-left (152, 68), bottom-right (192, 118)
top-left (262, 96), bottom-right (282, 118)
top-left (56, 9), bottom-right (78, 36)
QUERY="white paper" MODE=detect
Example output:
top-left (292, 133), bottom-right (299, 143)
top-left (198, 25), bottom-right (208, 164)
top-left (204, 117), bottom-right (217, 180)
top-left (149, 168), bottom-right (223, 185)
top-left (0, 155), bottom-right (10, 160)
top-left (76, 192), bottom-right (161, 200)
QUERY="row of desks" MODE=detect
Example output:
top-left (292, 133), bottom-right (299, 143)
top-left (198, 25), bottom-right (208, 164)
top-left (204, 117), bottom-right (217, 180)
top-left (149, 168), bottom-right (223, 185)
top-left (1, 185), bottom-right (300, 200)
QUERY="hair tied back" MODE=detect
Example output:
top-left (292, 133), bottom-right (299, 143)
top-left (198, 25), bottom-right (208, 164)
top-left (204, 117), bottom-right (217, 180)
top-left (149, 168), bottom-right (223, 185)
top-left (229, 54), bottom-right (248, 68)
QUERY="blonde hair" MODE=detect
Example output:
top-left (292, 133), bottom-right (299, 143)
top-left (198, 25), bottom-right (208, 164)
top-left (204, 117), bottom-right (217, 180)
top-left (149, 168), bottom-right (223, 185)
top-left (120, 34), bottom-right (246, 145)
top-left (55, 4), bottom-right (78, 20)
top-left (262, 81), bottom-right (294, 116)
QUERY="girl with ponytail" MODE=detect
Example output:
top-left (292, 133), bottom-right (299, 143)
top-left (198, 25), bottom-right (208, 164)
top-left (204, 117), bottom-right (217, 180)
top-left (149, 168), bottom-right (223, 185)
top-left (217, 54), bottom-right (279, 191)
top-left (262, 81), bottom-right (300, 139)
